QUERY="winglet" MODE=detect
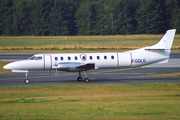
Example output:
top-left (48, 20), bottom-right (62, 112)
top-left (145, 29), bottom-right (176, 50)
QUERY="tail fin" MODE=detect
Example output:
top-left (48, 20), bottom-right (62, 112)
top-left (143, 29), bottom-right (176, 65)
top-left (145, 29), bottom-right (176, 50)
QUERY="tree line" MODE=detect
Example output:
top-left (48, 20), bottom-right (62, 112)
top-left (0, 0), bottom-right (180, 36)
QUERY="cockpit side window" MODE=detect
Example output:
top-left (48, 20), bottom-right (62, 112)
top-left (35, 57), bottom-right (42, 60)
top-left (29, 56), bottom-right (36, 60)
top-left (29, 56), bottom-right (42, 60)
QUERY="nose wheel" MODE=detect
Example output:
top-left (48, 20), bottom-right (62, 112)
top-left (24, 73), bottom-right (30, 84)
top-left (24, 79), bottom-right (30, 84)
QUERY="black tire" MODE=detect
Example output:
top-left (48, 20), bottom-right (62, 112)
top-left (84, 78), bottom-right (89, 83)
top-left (77, 77), bottom-right (83, 81)
top-left (24, 79), bottom-right (30, 84)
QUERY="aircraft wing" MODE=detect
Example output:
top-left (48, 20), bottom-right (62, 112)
top-left (76, 63), bottom-right (95, 70)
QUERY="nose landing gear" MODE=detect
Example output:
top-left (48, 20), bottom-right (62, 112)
top-left (24, 73), bottom-right (30, 84)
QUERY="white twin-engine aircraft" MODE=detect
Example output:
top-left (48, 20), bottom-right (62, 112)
top-left (3, 29), bottom-right (176, 84)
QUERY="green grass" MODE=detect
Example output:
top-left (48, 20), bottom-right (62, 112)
top-left (0, 84), bottom-right (180, 120)
top-left (1, 35), bottom-right (180, 53)
top-left (153, 72), bottom-right (180, 77)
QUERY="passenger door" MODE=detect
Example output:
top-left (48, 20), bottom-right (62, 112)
top-left (44, 55), bottom-right (52, 69)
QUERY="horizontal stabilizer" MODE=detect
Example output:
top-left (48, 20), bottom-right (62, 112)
top-left (145, 48), bottom-right (169, 50)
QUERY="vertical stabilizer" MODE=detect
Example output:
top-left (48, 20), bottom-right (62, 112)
top-left (145, 29), bottom-right (176, 50)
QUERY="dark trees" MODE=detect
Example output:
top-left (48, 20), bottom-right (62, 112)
top-left (0, 0), bottom-right (180, 36)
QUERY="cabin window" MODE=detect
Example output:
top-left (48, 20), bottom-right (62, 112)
top-left (97, 56), bottom-right (100, 60)
top-left (82, 56), bottom-right (86, 60)
top-left (111, 56), bottom-right (114, 59)
top-left (104, 56), bottom-right (107, 60)
top-left (90, 56), bottom-right (93, 60)
top-left (68, 57), bottom-right (71, 60)
top-left (75, 56), bottom-right (78, 60)
top-left (60, 57), bottom-right (63, 60)
top-left (80, 54), bottom-right (87, 61)
top-left (55, 57), bottom-right (58, 61)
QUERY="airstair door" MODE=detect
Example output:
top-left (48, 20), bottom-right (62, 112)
top-left (44, 55), bottom-right (52, 69)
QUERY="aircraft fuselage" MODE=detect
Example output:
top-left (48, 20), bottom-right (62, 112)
top-left (4, 49), bottom-right (168, 72)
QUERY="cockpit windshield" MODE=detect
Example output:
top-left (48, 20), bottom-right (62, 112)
top-left (29, 56), bottom-right (42, 60)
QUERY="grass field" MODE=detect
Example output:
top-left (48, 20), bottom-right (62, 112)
top-left (1, 35), bottom-right (180, 120)
top-left (153, 72), bottom-right (180, 77)
top-left (0, 84), bottom-right (180, 120)
top-left (0, 34), bottom-right (180, 53)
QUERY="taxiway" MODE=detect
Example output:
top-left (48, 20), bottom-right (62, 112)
top-left (0, 53), bottom-right (180, 87)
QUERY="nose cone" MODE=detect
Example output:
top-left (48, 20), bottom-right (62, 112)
top-left (3, 63), bottom-right (13, 70)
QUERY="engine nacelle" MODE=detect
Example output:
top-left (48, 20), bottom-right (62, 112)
top-left (56, 62), bottom-right (85, 72)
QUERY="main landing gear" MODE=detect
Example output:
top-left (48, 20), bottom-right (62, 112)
top-left (77, 71), bottom-right (89, 83)
top-left (24, 73), bottom-right (30, 84)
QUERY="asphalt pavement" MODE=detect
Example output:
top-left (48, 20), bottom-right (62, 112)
top-left (0, 53), bottom-right (180, 87)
